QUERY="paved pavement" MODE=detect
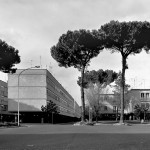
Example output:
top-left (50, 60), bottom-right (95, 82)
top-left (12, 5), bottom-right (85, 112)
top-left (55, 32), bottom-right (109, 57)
top-left (1, 123), bottom-right (150, 134)
top-left (1, 134), bottom-right (150, 150)
top-left (1, 123), bottom-right (150, 150)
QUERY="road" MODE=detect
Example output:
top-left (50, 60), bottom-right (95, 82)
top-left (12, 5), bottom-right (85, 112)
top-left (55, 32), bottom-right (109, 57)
top-left (1, 124), bottom-right (150, 150)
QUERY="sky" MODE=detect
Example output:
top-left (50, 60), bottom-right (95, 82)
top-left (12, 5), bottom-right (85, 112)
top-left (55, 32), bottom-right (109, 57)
top-left (0, 0), bottom-right (150, 105)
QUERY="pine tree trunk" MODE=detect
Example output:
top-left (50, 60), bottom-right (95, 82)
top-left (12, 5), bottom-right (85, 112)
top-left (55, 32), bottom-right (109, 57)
top-left (81, 66), bottom-right (85, 122)
top-left (116, 107), bottom-right (118, 121)
top-left (120, 56), bottom-right (126, 124)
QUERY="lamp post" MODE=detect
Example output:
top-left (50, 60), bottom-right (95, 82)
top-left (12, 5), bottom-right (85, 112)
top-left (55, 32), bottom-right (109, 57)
top-left (17, 66), bottom-right (40, 126)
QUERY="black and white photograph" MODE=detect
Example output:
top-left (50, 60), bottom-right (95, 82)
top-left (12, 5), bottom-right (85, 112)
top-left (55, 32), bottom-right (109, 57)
top-left (1, 0), bottom-right (150, 149)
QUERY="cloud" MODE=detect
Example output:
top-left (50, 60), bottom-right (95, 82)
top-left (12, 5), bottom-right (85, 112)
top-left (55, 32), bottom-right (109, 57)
top-left (1, 0), bottom-right (150, 105)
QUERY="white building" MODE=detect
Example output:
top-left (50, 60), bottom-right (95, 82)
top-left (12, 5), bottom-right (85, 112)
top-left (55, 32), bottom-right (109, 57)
top-left (8, 69), bottom-right (81, 123)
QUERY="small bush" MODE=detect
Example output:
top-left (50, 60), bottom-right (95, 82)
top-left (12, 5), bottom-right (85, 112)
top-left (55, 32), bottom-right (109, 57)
top-left (0, 122), bottom-right (18, 127)
top-left (85, 122), bottom-right (95, 126)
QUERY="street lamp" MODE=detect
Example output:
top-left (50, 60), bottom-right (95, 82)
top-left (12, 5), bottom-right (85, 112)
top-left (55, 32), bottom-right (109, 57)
top-left (17, 66), bottom-right (40, 126)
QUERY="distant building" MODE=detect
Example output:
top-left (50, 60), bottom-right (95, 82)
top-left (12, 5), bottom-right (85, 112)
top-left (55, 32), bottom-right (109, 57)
top-left (85, 86), bottom-right (150, 120)
top-left (126, 89), bottom-right (150, 113)
top-left (98, 94), bottom-right (120, 120)
top-left (0, 80), bottom-right (8, 121)
top-left (85, 86), bottom-right (120, 120)
top-left (8, 69), bottom-right (81, 123)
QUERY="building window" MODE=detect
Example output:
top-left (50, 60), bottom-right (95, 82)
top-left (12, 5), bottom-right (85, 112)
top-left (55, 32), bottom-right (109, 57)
top-left (113, 106), bottom-right (117, 113)
top-left (47, 90), bottom-right (58, 101)
top-left (1, 91), bottom-right (4, 96)
top-left (141, 103), bottom-right (145, 108)
top-left (3, 105), bottom-right (7, 111)
top-left (146, 93), bottom-right (149, 98)
top-left (141, 93), bottom-right (144, 98)
top-left (0, 105), bottom-right (7, 111)
top-left (104, 106), bottom-right (107, 111)
top-left (59, 106), bottom-right (68, 112)
top-left (61, 98), bottom-right (67, 104)
top-left (146, 103), bottom-right (149, 109)
top-left (47, 78), bottom-right (55, 90)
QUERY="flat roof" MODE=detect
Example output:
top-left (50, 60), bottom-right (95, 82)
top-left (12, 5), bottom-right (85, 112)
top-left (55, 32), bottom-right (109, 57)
top-left (130, 89), bottom-right (150, 91)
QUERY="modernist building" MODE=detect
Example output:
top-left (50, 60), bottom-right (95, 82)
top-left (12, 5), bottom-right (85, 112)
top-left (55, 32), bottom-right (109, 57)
top-left (8, 69), bottom-right (81, 123)
top-left (85, 85), bottom-right (150, 120)
top-left (85, 86), bottom-right (120, 120)
top-left (126, 89), bottom-right (150, 113)
top-left (96, 93), bottom-right (120, 120)
top-left (92, 88), bottom-right (150, 120)
top-left (0, 80), bottom-right (9, 122)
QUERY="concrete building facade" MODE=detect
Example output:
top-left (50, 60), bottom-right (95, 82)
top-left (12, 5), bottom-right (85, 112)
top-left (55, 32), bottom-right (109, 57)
top-left (8, 69), bottom-right (81, 123)
top-left (96, 94), bottom-right (120, 120)
top-left (91, 89), bottom-right (150, 120)
top-left (127, 89), bottom-right (150, 113)
top-left (0, 80), bottom-right (8, 121)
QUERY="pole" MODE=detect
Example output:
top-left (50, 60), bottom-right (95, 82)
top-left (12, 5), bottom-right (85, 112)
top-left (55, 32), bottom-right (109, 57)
top-left (17, 66), bottom-right (40, 126)
top-left (18, 77), bottom-right (19, 126)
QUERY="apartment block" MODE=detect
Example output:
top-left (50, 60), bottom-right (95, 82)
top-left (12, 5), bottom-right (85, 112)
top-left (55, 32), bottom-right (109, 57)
top-left (8, 69), bottom-right (81, 123)
top-left (0, 80), bottom-right (8, 121)
top-left (127, 89), bottom-right (150, 112)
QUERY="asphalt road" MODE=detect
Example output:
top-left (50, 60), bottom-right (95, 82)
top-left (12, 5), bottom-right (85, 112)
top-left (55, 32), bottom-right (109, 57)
top-left (1, 134), bottom-right (150, 150)
top-left (1, 124), bottom-right (150, 150)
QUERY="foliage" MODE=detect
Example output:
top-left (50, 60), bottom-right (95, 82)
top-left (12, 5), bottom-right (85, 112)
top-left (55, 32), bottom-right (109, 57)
top-left (134, 104), bottom-right (148, 120)
top-left (100, 20), bottom-right (150, 123)
top-left (77, 69), bottom-right (118, 88)
top-left (83, 69), bottom-right (118, 122)
top-left (50, 29), bottom-right (104, 121)
top-left (100, 20), bottom-right (150, 55)
top-left (113, 71), bottom-right (130, 94)
top-left (134, 104), bottom-right (141, 118)
top-left (51, 30), bottom-right (104, 70)
top-left (85, 85), bottom-right (103, 122)
top-left (0, 40), bottom-right (20, 73)
top-left (41, 100), bottom-right (59, 114)
top-left (113, 71), bottom-right (131, 109)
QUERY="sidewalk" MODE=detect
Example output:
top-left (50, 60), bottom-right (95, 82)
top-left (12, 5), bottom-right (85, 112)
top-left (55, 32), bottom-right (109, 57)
top-left (1, 122), bottom-right (150, 134)
top-left (1, 123), bottom-right (150, 150)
